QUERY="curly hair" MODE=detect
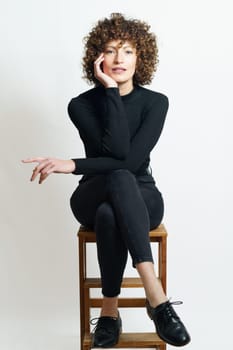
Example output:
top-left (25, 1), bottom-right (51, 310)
top-left (82, 13), bottom-right (159, 86)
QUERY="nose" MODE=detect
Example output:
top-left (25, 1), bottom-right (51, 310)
top-left (114, 51), bottom-right (124, 63)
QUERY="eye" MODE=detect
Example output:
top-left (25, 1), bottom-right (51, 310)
top-left (125, 50), bottom-right (133, 54)
top-left (105, 49), bottom-right (115, 54)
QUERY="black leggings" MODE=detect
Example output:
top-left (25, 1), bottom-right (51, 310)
top-left (70, 169), bottom-right (164, 297)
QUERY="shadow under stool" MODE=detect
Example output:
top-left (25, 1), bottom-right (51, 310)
top-left (78, 223), bottom-right (168, 350)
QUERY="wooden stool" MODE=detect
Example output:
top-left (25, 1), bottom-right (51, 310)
top-left (78, 224), bottom-right (168, 350)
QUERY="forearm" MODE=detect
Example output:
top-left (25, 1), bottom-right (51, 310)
top-left (71, 156), bottom-right (135, 175)
top-left (101, 88), bottom-right (130, 159)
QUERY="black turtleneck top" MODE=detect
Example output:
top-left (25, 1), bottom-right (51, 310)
top-left (67, 85), bottom-right (169, 184)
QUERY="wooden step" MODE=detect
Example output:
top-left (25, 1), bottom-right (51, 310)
top-left (90, 297), bottom-right (146, 308)
top-left (84, 332), bottom-right (164, 348)
top-left (84, 277), bottom-right (143, 288)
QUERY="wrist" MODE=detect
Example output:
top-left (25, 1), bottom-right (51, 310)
top-left (69, 159), bottom-right (76, 173)
top-left (104, 82), bottom-right (118, 88)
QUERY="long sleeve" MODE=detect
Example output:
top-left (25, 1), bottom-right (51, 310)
top-left (69, 91), bottom-right (169, 175)
top-left (102, 88), bottom-right (130, 158)
top-left (68, 87), bottom-right (130, 160)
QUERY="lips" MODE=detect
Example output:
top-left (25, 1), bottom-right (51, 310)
top-left (112, 67), bottom-right (126, 72)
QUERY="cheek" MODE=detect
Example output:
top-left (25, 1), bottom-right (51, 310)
top-left (102, 60), bottom-right (111, 73)
top-left (130, 61), bottom-right (137, 74)
top-left (130, 57), bottom-right (137, 72)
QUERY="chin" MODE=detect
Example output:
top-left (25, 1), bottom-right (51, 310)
top-left (114, 77), bottom-right (131, 84)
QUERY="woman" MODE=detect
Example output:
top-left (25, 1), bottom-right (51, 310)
top-left (23, 13), bottom-right (190, 348)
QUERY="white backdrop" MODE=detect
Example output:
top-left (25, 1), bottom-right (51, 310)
top-left (1, 0), bottom-right (233, 349)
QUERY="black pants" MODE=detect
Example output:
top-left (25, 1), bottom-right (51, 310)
top-left (70, 169), bottom-right (164, 297)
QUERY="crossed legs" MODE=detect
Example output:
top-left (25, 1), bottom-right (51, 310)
top-left (71, 169), bottom-right (167, 314)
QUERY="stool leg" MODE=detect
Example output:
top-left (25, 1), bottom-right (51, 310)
top-left (79, 234), bottom-right (86, 350)
top-left (161, 236), bottom-right (167, 350)
top-left (79, 233), bottom-right (92, 350)
top-left (84, 287), bottom-right (91, 335)
top-left (157, 233), bottom-right (167, 350)
top-left (158, 236), bottom-right (167, 293)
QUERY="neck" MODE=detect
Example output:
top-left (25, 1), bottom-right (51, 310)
top-left (118, 80), bottom-right (134, 96)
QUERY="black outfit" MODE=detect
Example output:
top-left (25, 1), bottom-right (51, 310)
top-left (68, 84), bottom-right (169, 297)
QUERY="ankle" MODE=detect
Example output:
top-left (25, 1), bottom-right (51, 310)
top-left (100, 309), bottom-right (119, 318)
top-left (101, 296), bottom-right (119, 318)
top-left (147, 296), bottom-right (168, 309)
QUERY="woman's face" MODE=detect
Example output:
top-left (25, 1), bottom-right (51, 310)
top-left (102, 40), bottom-right (137, 85)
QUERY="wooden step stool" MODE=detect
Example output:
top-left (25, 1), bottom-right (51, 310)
top-left (78, 223), bottom-right (168, 350)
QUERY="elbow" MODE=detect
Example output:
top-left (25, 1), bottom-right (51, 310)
top-left (113, 146), bottom-right (129, 160)
top-left (102, 142), bottom-right (130, 160)
top-left (113, 139), bottom-right (130, 159)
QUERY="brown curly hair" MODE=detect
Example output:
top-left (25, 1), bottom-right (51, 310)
top-left (82, 13), bottom-right (159, 86)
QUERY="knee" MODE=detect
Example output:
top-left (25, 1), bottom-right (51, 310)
top-left (95, 202), bottom-right (116, 232)
top-left (107, 169), bottom-right (135, 187)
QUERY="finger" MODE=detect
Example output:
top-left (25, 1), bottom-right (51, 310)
top-left (40, 163), bottom-right (56, 176)
top-left (39, 172), bottom-right (50, 184)
top-left (30, 159), bottom-right (52, 181)
top-left (94, 54), bottom-right (104, 66)
top-left (94, 59), bottom-right (104, 73)
top-left (95, 56), bottom-right (104, 64)
top-left (94, 57), bottom-right (105, 77)
top-left (46, 165), bottom-right (57, 175)
top-left (22, 157), bottom-right (47, 163)
top-left (30, 168), bottom-right (39, 182)
top-left (95, 52), bottom-right (104, 61)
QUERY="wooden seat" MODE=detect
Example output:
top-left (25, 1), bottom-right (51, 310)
top-left (78, 224), bottom-right (168, 350)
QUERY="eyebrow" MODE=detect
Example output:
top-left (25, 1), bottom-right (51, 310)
top-left (105, 45), bottom-right (134, 49)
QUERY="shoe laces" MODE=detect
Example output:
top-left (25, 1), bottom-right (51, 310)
top-left (90, 316), bottom-right (103, 332)
top-left (90, 316), bottom-right (118, 334)
top-left (90, 317), bottom-right (101, 326)
top-left (165, 300), bottom-right (183, 320)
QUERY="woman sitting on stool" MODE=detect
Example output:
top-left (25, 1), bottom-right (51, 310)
top-left (22, 12), bottom-right (191, 348)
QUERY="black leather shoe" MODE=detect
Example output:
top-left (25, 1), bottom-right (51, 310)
top-left (146, 299), bottom-right (191, 347)
top-left (91, 313), bottom-right (122, 348)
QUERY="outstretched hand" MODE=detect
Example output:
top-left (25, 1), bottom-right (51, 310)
top-left (22, 157), bottom-right (75, 184)
top-left (94, 53), bottom-right (118, 88)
